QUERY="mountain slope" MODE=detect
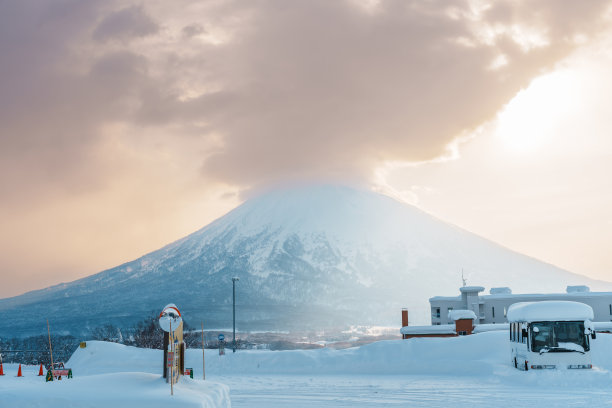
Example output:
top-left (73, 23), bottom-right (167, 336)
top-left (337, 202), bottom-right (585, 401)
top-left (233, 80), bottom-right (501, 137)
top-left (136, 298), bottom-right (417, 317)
top-left (1, 185), bottom-right (610, 337)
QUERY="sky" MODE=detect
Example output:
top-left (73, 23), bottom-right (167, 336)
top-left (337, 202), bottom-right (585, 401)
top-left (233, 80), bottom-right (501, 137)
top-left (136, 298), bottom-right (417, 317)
top-left (1, 0), bottom-right (612, 298)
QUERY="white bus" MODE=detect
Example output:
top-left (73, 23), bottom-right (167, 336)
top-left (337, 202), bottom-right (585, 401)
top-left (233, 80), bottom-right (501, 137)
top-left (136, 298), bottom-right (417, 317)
top-left (507, 301), bottom-right (596, 371)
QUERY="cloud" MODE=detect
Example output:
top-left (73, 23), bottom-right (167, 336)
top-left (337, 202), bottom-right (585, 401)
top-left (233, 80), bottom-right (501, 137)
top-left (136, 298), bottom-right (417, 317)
top-left (138, 0), bottom-right (612, 190)
top-left (1, 0), bottom-right (612, 296)
top-left (92, 5), bottom-right (159, 43)
top-left (2, 0), bottom-right (610, 197)
top-left (182, 23), bottom-right (206, 38)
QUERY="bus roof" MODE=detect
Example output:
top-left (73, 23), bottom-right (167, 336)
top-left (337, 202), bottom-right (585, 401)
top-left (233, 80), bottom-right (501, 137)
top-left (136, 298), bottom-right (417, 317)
top-left (507, 301), bottom-right (594, 322)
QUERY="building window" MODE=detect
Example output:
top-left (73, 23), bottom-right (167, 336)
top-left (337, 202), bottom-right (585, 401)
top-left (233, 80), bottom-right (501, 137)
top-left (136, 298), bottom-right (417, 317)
top-left (492, 307), bottom-right (495, 318)
top-left (432, 307), bottom-right (440, 318)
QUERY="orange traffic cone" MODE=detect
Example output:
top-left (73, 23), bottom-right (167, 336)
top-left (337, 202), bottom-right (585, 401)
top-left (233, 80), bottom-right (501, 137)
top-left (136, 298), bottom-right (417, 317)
top-left (17, 364), bottom-right (23, 377)
top-left (0, 363), bottom-right (4, 375)
top-left (38, 364), bottom-right (44, 376)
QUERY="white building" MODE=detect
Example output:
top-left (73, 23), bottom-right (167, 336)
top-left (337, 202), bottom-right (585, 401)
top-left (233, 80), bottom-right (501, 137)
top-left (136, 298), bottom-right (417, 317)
top-left (429, 285), bottom-right (612, 325)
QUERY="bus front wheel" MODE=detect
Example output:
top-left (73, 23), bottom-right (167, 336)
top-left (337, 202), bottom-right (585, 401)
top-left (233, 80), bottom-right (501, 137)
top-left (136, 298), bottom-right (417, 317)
top-left (524, 361), bottom-right (528, 371)
top-left (514, 358), bottom-right (518, 369)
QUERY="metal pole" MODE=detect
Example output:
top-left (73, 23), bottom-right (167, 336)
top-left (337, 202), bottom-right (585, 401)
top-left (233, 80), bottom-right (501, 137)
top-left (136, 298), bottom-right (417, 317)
top-left (232, 277), bottom-right (239, 352)
top-left (201, 321), bottom-right (205, 380)
top-left (233, 279), bottom-right (236, 352)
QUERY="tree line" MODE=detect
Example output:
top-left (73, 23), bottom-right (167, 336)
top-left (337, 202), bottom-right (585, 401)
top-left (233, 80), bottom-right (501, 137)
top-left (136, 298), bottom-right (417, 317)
top-left (0, 313), bottom-right (240, 365)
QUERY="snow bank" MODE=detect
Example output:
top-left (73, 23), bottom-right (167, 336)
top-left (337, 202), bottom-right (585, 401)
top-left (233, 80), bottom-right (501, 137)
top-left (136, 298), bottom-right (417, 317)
top-left (0, 371), bottom-right (229, 408)
top-left (62, 333), bottom-right (612, 380)
top-left (0, 342), bottom-right (230, 408)
top-left (63, 334), bottom-right (612, 379)
top-left (65, 335), bottom-right (508, 378)
top-left (507, 301), bottom-right (594, 322)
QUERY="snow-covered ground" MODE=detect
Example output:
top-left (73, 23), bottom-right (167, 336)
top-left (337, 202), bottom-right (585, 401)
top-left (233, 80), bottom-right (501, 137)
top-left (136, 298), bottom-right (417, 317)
top-left (3, 332), bottom-right (612, 407)
top-left (0, 355), bottom-right (230, 407)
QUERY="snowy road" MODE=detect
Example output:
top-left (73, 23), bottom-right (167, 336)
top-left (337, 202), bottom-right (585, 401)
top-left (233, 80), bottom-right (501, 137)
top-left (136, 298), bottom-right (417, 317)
top-left (222, 374), bottom-right (612, 407)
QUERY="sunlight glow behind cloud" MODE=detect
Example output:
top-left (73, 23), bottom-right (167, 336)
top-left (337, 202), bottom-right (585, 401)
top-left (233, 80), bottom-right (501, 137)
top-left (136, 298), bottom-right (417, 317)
top-left (496, 70), bottom-right (579, 154)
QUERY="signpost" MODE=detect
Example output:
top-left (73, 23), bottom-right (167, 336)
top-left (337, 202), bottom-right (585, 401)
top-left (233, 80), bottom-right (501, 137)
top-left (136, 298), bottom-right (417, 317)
top-left (159, 304), bottom-right (184, 396)
top-left (218, 333), bottom-right (225, 356)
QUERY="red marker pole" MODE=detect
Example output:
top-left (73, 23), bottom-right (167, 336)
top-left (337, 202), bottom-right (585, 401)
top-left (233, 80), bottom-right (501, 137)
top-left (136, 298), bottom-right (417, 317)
top-left (170, 320), bottom-right (173, 396)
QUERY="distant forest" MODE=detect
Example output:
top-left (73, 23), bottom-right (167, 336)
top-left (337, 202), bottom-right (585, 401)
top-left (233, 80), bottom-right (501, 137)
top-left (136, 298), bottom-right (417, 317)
top-left (0, 314), bottom-right (237, 365)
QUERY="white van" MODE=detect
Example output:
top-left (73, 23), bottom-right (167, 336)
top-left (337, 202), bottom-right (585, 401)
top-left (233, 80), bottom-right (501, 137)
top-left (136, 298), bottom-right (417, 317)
top-left (507, 301), bottom-right (596, 370)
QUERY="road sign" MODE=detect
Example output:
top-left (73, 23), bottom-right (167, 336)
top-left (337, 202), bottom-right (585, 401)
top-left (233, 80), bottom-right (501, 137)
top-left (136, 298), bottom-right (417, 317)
top-left (159, 304), bottom-right (182, 332)
top-left (218, 333), bottom-right (225, 341)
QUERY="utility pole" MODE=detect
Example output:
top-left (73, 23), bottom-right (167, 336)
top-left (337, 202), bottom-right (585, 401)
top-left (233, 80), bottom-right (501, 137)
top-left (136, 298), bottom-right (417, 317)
top-left (232, 277), bottom-right (239, 353)
top-left (201, 321), bottom-right (205, 380)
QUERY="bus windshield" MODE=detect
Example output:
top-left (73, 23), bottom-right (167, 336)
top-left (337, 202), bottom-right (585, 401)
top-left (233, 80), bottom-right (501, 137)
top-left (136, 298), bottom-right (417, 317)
top-left (530, 321), bottom-right (589, 353)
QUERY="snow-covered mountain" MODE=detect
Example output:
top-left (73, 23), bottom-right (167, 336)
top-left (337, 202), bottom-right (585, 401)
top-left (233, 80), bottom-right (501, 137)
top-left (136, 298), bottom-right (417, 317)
top-left (1, 185), bottom-right (610, 337)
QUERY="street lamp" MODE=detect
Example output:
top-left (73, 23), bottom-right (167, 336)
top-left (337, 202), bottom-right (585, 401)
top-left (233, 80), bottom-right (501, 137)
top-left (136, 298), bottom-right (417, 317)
top-left (232, 277), bottom-right (239, 352)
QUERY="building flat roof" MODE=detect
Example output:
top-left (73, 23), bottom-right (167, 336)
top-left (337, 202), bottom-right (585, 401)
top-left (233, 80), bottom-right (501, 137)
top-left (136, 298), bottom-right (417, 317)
top-left (430, 291), bottom-right (612, 302)
top-left (400, 324), bottom-right (456, 335)
top-left (472, 323), bottom-right (509, 333)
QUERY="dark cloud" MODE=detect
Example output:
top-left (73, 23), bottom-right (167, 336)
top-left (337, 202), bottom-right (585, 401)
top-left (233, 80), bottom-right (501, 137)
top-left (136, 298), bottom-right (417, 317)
top-left (92, 5), bottom-right (159, 43)
top-left (182, 23), bottom-right (206, 38)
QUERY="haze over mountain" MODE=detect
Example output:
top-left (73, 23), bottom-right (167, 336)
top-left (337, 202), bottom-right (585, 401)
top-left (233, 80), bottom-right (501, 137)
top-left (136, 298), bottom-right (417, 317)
top-left (1, 185), bottom-right (610, 338)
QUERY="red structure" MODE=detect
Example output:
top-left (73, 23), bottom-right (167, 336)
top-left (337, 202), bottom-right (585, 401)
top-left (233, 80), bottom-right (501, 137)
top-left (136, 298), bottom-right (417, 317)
top-left (401, 309), bottom-right (475, 339)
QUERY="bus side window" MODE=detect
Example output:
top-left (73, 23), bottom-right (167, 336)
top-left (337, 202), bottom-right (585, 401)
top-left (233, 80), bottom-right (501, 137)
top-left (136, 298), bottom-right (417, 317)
top-left (526, 326), bottom-right (530, 350)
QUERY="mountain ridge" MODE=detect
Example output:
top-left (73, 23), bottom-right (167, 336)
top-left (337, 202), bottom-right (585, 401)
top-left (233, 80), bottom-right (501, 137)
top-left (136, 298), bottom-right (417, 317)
top-left (1, 185), bottom-right (610, 337)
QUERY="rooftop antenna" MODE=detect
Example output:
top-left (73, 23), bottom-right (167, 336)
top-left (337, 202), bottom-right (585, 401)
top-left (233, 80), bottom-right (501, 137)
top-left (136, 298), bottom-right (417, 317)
top-left (461, 268), bottom-right (467, 287)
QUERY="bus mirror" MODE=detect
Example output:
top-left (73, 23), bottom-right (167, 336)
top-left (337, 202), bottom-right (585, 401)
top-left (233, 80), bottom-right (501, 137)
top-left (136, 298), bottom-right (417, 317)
top-left (592, 332), bottom-right (597, 340)
top-left (522, 329), bottom-right (528, 337)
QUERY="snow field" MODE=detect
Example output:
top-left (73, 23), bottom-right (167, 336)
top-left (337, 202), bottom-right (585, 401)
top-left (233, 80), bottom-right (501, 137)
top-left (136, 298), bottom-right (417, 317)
top-left (0, 359), bottom-right (230, 408)
top-left (4, 331), bottom-right (612, 407)
top-left (66, 332), bottom-right (612, 383)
